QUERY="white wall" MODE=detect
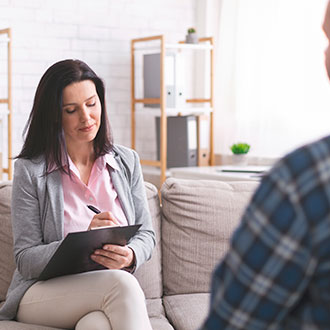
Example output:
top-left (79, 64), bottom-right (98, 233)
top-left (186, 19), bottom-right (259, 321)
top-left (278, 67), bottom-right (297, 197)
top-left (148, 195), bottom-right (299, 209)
top-left (0, 0), bottom-right (197, 160)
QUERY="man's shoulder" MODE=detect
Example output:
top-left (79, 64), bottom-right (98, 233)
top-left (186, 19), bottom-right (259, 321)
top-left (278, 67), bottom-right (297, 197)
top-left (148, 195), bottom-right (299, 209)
top-left (271, 135), bottom-right (330, 180)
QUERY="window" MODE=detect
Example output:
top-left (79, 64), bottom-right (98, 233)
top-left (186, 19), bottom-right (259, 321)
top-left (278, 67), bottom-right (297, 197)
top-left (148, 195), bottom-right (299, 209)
top-left (210, 0), bottom-right (330, 158)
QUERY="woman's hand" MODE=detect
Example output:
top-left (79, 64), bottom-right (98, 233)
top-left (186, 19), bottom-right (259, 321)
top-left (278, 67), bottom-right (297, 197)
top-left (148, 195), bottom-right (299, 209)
top-left (91, 244), bottom-right (135, 270)
top-left (88, 211), bottom-right (119, 230)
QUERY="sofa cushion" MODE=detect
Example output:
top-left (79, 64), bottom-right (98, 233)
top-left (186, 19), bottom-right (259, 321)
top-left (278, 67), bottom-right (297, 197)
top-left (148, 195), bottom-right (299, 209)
top-left (147, 298), bottom-right (174, 330)
top-left (150, 317), bottom-right (174, 330)
top-left (134, 182), bottom-right (163, 299)
top-left (161, 178), bottom-right (259, 296)
top-left (163, 293), bottom-right (209, 330)
top-left (0, 181), bottom-right (15, 302)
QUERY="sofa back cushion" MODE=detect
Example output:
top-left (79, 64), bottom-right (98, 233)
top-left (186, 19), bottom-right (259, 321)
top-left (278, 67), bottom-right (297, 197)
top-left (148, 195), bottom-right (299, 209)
top-left (0, 181), bottom-right (15, 302)
top-left (161, 178), bottom-right (259, 296)
top-left (134, 182), bottom-right (163, 299)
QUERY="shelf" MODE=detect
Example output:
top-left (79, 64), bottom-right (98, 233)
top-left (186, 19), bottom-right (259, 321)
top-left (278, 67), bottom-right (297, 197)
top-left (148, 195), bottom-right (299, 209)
top-left (166, 43), bottom-right (213, 50)
top-left (140, 159), bottom-right (161, 167)
top-left (136, 107), bottom-right (213, 116)
top-left (186, 98), bottom-right (212, 103)
top-left (134, 98), bottom-right (212, 105)
top-left (134, 42), bottom-right (213, 52)
top-left (134, 98), bottom-right (160, 104)
top-left (131, 34), bottom-right (214, 186)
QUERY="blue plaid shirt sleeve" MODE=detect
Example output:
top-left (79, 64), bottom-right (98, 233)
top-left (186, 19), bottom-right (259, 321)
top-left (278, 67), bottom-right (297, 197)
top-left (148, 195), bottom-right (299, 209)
top-left (200, 140), bottom-right (330, 329)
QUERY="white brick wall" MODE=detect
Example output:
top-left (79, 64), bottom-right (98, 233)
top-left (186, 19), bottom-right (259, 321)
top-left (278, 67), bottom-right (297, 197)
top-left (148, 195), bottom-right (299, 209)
top-left (0, 0), bottom-right (197, 163)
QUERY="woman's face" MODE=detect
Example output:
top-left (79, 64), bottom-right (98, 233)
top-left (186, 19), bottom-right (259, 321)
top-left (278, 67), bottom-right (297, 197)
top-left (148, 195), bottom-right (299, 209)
top-left (62, 80), bottom-right (102, 150)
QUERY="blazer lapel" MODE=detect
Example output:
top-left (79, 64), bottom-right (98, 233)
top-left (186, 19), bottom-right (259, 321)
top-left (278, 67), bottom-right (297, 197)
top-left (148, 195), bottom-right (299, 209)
top-left (109, 165), bottom-right (134, 225)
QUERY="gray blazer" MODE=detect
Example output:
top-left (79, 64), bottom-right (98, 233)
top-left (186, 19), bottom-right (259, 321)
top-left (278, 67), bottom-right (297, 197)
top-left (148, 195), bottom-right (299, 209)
top-left (0, 144), bottom-right (155, 320)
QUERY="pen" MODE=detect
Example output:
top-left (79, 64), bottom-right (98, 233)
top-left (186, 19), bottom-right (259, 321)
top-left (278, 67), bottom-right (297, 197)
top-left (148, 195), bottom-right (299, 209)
top-left (87, 204), bottom-right (101, 214)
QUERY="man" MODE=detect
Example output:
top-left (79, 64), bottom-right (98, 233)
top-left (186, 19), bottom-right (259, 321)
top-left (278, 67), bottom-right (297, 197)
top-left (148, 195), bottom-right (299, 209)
top-left (201, 2), bottom-right (330, 329)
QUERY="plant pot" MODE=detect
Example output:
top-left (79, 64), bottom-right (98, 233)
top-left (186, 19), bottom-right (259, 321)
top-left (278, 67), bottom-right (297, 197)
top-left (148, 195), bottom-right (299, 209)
top-left (231, 154), bottom-right (248, 166)
top-left (186, 33), bottom-right (198, 44)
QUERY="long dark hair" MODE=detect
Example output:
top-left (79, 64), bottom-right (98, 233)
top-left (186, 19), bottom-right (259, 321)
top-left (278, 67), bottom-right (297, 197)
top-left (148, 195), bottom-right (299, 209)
top-left (17, 59), bottom-right (113, 173)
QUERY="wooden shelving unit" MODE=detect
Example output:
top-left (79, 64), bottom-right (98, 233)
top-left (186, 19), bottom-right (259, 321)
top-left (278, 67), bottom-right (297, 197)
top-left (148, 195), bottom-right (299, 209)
top-left (0, 28), bottom-right (12, 180)
top-left (131, 35), bottom-right (214, 186)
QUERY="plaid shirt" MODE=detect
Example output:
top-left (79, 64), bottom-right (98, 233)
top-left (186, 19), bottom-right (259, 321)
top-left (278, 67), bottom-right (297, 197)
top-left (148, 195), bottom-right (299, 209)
top-left (201, 135), bottom-right (330, 330)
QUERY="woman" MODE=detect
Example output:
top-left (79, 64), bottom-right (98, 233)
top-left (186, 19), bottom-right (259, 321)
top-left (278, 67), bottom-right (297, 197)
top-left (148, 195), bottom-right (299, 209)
top-left (0, 59), bottom-right (155, 330)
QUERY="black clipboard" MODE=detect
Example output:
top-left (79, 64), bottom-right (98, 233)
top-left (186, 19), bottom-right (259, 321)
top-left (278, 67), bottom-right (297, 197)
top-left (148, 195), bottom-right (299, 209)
top-left (38, 224), bottom-right (141, 281)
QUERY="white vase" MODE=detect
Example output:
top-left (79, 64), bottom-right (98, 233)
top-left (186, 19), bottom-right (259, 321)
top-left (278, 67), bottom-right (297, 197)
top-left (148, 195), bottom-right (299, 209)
top-left (231, 154), bottom-right (248, 166)
top-left (186, 33), bottom-right (198, 44)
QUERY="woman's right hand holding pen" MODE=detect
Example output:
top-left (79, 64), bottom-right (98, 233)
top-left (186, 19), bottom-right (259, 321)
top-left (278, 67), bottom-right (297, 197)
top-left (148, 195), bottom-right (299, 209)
top-left (88, 211), bottom-right (120, 230)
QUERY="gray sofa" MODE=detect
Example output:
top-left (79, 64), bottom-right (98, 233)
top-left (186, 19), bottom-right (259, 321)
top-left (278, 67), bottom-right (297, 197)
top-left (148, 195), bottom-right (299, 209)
top-left (0, 178), bottom-right (258, 330)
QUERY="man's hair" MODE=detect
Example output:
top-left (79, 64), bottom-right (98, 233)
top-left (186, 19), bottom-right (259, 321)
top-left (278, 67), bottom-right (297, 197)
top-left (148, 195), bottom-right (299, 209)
top-left (17, 59), bottom-right (113, 173)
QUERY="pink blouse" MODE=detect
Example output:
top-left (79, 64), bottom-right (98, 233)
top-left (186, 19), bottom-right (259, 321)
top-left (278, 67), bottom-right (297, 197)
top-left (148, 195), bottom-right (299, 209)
top-left (61, 154), bottom-right (128, 237)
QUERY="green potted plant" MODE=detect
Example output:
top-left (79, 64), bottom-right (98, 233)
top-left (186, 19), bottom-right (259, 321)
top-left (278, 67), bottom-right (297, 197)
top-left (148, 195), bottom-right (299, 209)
top-left (230, 142), bottom-right (250, 166)
top-left (186, 27), bottom-right (198, 44)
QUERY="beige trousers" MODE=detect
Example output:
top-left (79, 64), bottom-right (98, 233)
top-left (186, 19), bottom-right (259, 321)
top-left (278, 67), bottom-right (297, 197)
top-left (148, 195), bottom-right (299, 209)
top-left (16, 270), bottom-right (152, 330)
